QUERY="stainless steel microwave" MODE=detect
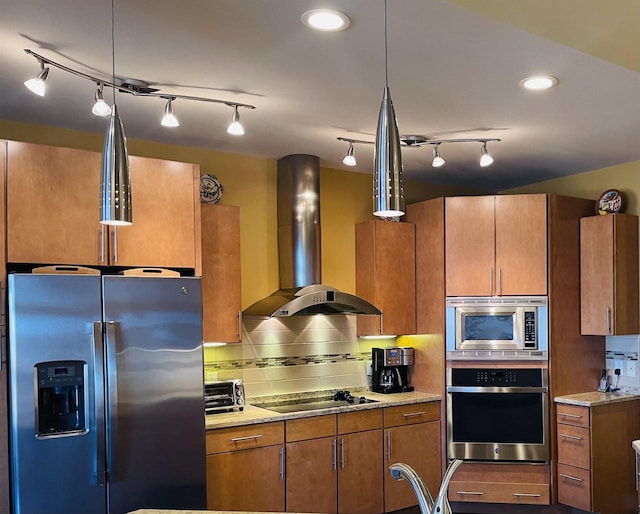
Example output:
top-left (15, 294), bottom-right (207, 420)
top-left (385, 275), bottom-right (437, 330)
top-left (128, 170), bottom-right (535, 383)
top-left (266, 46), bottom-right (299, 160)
top-left (446, 296), bottom-right (548, 360)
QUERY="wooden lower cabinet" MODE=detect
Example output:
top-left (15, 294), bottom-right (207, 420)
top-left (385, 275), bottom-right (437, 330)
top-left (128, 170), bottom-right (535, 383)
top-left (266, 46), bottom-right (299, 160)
top-left (206, 422), bottom-right (285, 512)
top-left (556, 400), bottom-right (640, 514)
top-left (383, 402), bottom-right (441, 512)
top-left (285, 410), bottom-right (383, 514)
top-left (448, 462), bottom-right (550, 505)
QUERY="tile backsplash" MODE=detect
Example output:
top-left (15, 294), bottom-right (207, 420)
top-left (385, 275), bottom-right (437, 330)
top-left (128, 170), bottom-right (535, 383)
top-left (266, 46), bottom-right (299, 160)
top-left (204, 315), bottom-right (397, 398)
top-left (606, 334), bottom-right (640, 389)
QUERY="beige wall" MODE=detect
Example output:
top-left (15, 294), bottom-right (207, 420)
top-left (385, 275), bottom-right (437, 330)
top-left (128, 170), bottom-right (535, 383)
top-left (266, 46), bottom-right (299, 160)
top-left (505, 161), bottom-right (640, 216)
top-left (0, 119), bottom-right (478, 307)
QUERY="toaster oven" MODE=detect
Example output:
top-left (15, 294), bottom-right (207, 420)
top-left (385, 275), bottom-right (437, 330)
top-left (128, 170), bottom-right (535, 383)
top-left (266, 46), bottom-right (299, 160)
top-left (205, 379), bottom-right (245, 414)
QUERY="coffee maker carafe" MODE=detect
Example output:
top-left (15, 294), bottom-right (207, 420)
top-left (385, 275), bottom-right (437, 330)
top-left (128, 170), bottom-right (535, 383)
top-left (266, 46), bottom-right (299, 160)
top-left (372, 347), bottom-right (414, 393)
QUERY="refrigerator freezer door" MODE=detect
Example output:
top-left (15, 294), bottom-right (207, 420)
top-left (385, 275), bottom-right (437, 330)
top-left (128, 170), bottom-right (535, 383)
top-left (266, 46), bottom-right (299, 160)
top-left (102, 275), bottom-right (206, 514)
top-left (9, 273), bottom-right (106, 514)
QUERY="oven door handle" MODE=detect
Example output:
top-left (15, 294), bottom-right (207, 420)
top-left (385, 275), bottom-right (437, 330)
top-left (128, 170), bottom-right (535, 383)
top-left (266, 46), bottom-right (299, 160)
top-left (446, 386), bottom-right (548, 393)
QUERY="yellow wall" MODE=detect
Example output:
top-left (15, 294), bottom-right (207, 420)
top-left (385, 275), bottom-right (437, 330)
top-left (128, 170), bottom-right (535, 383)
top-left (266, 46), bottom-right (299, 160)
top-left (505, 161), bottom-right (640, 216)
top-left (0, 119), bottom-right (478, 307)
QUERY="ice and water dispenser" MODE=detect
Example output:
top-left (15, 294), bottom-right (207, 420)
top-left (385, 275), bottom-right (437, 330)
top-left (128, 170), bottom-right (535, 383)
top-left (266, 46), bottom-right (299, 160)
top-left (35, 361), bottom-right (87, 436)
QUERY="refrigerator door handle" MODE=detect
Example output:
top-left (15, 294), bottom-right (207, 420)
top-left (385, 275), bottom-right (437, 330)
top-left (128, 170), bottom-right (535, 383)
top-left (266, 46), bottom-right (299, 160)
top-left (105, 321), bottom-right (119, 481)
top-left (91, 321), bottom-right (106, 486)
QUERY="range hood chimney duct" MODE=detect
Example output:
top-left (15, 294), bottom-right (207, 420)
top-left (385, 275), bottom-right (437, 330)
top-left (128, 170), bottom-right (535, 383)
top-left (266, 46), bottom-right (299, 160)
top-left (277, 154), bottom-right (321, 289)
top-left (242, 154), bottom-right (381, 318)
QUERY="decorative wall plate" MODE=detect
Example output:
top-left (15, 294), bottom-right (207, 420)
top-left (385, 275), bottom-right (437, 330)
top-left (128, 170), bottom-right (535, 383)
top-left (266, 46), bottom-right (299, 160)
top-left (596, 189), bottom-right (623, 215)
top-left (200, 174), bottom-right (224, 204)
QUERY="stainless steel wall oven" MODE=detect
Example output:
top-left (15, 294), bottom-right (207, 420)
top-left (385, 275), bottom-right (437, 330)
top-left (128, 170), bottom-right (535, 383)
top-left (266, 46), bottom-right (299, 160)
top-left (446, 367), bottom-right (549, 462)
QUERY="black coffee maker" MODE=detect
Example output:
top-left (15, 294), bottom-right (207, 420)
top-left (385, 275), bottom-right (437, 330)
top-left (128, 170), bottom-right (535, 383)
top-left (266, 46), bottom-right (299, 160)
top-left (372, 347), bottom-right (414, 393)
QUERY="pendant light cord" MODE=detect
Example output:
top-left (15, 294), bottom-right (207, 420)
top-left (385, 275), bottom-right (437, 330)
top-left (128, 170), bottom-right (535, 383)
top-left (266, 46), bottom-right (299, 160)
top-left (384, 0), bottom-right (388, 88)
top-left (111, 0), bottom-right (116, 104)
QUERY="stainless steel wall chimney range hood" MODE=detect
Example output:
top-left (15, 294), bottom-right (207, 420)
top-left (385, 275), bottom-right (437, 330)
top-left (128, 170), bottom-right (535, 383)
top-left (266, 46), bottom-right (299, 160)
top-left (243, 154), bottom-right (381, 318)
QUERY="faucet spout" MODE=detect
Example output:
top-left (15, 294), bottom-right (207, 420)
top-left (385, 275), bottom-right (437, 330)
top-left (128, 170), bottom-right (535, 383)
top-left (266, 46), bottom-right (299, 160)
top-left (389, 459), bottom-right (463, 514)
top-left (389, 462), bottom-right (434, 514)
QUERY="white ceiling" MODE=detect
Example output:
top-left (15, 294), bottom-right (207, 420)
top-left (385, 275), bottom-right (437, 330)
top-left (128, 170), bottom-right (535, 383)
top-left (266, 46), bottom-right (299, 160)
top-left (1, 0), bottom-right (639, 191)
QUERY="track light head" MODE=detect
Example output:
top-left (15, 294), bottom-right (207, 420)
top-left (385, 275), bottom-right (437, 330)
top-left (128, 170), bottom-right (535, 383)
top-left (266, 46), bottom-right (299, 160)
top-left (24, 62), bottom-right (49, 96)
top-left (92, 84), bottom-right (112, 117)
top-left (343, 142), bottom-right (356, 166)
top-left (432, 145), bottom-right (445, 168)
top-left (161, 98), bottom-right (179, 127)
top-left (227, 105), bottom-right (244, 135)
top-left (480, 142), bottom-right (494, 167)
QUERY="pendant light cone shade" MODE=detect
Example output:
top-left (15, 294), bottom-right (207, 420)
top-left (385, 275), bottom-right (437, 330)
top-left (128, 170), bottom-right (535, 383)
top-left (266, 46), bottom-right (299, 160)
top-left (100, 105), bottom-right (132, 225)
top-left (227, 105), bottom-right (244, 135)
top-left (373, 86), bottom-right (404, 218)
top-left (24, 66), bottom-right (49, 96)
top-left (92, 87), bottom-right (112, 116)
top-left (343, 143), bottom-right (356, 166)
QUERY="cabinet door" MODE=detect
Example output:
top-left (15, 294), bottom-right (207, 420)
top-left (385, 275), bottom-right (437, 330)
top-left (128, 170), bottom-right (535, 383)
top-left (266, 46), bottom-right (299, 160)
top-left (355, 220), bottom-right (416, 336)
top-left (286, 437), bottom-right (337, 513)
top-left (495, 194), bottom-right (547, 295)
top-left (206, 445), bottom-right (285, 512)
top-left (581, 214), bottom-right (639, 335)
top-left (337, 430), bottom-right (383, 514)
top-left (201, 204), bottom-right (241, 343)
top-left (445, 196), bottom-right (495, 296)
top-left (384, 421), bottom-right (441, 512)
top-left (6, 141), bottom-right (104, 265)
top-left (114, 156), bottom-right (199, 269)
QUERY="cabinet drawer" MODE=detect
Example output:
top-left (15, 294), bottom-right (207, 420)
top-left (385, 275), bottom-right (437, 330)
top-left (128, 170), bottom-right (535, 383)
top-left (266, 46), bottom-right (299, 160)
top-left (557, 463), bottom-right (592, 512)
top-left (286, 415), bottom-right (336, 442)
top-left (448, 481), bottom-right (550, 505)
top-left (206, 422), bottom-right (284, 454)
top-left (557, 424), bottom-right (590, 469)
top-left (337, 408), bottom-right (382, 434)
top-left (383, 402), bottom-right (439, 428)
top-left (556, 404), bottom-right (590, 428)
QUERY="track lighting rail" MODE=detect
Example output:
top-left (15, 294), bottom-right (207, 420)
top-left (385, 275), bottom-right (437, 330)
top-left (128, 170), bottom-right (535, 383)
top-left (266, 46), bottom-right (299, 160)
top-left (24, 49), bottom-right (256, 111)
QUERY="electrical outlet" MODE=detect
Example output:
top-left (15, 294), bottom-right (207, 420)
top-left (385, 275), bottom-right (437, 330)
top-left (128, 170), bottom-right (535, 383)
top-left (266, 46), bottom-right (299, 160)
top-left (366, 361), bottom-right (373, 377)
top-left (615, 360), bottom-right (624, 374)
top-left (627, 361), bottom-right (637, 378)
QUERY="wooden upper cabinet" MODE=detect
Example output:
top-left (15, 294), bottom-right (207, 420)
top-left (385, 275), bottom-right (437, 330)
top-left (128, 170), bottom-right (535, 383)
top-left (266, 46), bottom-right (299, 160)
top-left (355, 220), bottom-right (416, 336)
top-left (495, 194), bottom-right (547, 296)
top-left (114, 155), bottom-right (199, 269)
top-left (445, 196), bottom-right (495, 296)
top-left (6, 142), bottom-right (200, 270)
top-left (445, 194), bottom-right (547, 296)
top-left (7, 141), bottom-right (103, 265)
top-left (201, 204), bottom-right (242, 343)
top-left (580, 214), bottom-right (639, 335)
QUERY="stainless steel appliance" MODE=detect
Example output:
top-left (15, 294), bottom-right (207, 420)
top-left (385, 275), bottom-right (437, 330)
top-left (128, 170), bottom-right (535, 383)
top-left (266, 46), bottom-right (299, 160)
top-left (446, 296), bottom-right (548, 360)
top-left (8, 272), bottom-right (207, 514)
top-left (205, 379), bottom-right (245, 413)
top-left (446, 367), bottom-right (549, 462)
top-left (372, 347), bottom-right (414, 393)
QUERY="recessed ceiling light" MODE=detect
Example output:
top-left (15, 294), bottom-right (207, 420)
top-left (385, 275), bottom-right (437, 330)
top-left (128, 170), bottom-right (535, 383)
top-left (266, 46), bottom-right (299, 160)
top-left (302, 9), bottom-right (351, 32)
top-left (519, 75), bottom-right (559, 91)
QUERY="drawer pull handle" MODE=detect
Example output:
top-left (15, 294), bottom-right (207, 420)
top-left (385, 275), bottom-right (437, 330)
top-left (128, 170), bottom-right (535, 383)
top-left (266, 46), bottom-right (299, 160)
top-left (560, 413), bottom-right (582, 419)
top-left (457, 491), bottom-right (484, 495)
top-left (230, 434), bottom-right (263, 442)
top-left (513, 493), bottom-right (541, 497)
top-left (403, 411), bottom-right (426, 418)
top-left (559, 473), bottom-right (583, 483)
top-left (560, 434), bottom-right (583, 441)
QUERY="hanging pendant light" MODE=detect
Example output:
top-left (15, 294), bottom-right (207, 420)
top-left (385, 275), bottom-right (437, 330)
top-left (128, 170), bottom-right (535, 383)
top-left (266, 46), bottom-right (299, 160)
top-left (100, 0), bottom-right (132, 226)
top-left (373, 0), bottom-right (404, 219)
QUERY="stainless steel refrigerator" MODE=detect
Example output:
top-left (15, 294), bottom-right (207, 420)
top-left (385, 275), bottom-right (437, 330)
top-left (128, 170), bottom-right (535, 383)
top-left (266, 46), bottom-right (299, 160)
top-left (8, 272), bottom-right (207, 514)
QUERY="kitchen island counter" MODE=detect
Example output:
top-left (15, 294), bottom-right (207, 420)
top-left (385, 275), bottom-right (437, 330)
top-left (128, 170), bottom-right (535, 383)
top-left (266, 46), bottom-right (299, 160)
top-left (206, 390), bottom-right (440, 429)
top-left (554, 390), bottom-right (640, 407)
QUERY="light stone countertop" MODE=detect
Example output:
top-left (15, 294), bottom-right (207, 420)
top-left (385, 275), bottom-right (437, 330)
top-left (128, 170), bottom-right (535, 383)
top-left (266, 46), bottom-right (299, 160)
top-left (205, 390), bottom-right (441, 430)
top-left (554, 390), bottom-right (640, 407)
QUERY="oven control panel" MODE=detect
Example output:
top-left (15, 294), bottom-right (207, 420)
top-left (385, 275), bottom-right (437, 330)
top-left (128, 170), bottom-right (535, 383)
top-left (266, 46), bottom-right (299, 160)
top-left (450, 368), bottom-right (544, 387)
